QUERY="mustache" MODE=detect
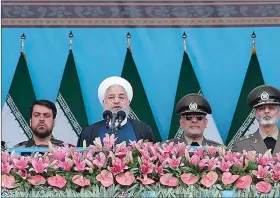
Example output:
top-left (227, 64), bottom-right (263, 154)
top-left (37, 121), bottom-right (46, 126)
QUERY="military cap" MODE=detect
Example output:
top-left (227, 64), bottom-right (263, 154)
top-left (247, 85), bottom-right (280, 108)
top-left (175, 93), bottom-right (212, 115)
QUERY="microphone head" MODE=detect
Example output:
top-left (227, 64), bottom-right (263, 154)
top-left (103, 110), bottom-right (112, 119)
top-left (117, 110), bottom-right (126, 119)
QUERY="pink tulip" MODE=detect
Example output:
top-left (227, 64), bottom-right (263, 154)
top-left (1, 163), bottom-right (13, 174)
top-left (31, 158), bottom-right (49, 173)
top-left (109, 158), bottom-right (128, 175)
top-left (72, 175), bottom-right (90, 187)
top-left (157, 153), bottom-right (168, 163)
top-left (256, 181), bottom-right (272, 194)
top-left (180, 173), bottom-right (199, 185)
top-left (116, 171), bottom-right (135, 186)
top-left (96, 170), bottom-right (114, 187)
top-left (217, 159), bottom-right (233, 172)
top-left (149, 143), bottom-right (160, 157)
top-left (50, 148), bottom-right (67, 161)
top-left (115, 145), bottom-right (128, 159)
top-left (1, 174), bottom-right (15, 189)
top-left (155, 165), bottom-right (164, 175)
top-left (221, 172), bottom-right (239, 185)
top-left (271, 171), bottom-right (280, 182)
top-left (58, 159), bottom-right (73, 171)
top-left (233, 156), bottom-right (244, 168)
top-left (161, 142), bottom-right (176, 155)
top-left (224, 152), bottom-right (240, 162)
top-left (28, 175), bottom-right (46, 186)
top-left (176, 142), bottom-right (187, 156)
top-left (243, 150), bottom-right (256, 161)
top-left (92, 152), bottom-right (106, 168)
top-left (12, 156), bottom-right (29, 170)
top-left (137, 175), bottom-right (155, 185)
top-left (1, 152), bottom-right (10, 164)
top-left (83, 150), bottom-right (94, 161)
top-left (140, 164), bottom-right (153, 175)
top-left (92, 137), bottom-right (103, 150)
top-left (252, 165), bottom-right (269, 179)
top-left (198, 158), bottom-right (208, 170)
top-left (129, 140), bottom-right (137, 148)
top-left (207, 157), bottom-right (218, 171)
top-left (159, 173), bottom-right (178, 187)
top-left (235, 175), bottom-right (252, 189)
top-left (47, 175), bottom-right (67, 189)
top-left (258, 154), bottom-right (272, 166)
top-left (189, 155), bottom-right (201, 166)
top-left (167, 156), bottom-right (183, 168)
top-left (73, 160), bottom-right (86, 172)
top-left (194, 147), bottom-right (205, 157)
top-left (200, 171), bottom-right (218, 188)
top-left (103, 133), bottom-right (117, 150)
top-left (17, 169), bottom-right (30, 179)
top-left (206, 146), bottom-right (217, 157)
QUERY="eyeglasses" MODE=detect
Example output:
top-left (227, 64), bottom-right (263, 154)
top-left (183, 114), bottom-right (205, 121)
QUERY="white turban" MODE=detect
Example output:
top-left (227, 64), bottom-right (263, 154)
top-left (98, 76), bottom-right (133, 105)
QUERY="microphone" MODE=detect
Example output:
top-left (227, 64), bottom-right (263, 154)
top-left (103, 110), bottom-right (112, 128)
top-left (116, 110), bottom-right (126, 129)
top-left (111, 113), bottom-right (118, 130)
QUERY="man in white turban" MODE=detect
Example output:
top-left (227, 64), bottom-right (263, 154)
top-left (77, 76), bottom-right (155, 147)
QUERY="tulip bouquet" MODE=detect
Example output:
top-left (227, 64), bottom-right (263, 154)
top-left (1, 133), bottom-right (280, 197)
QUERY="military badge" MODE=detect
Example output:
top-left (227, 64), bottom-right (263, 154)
top-left (261, 91), bottom-right (269, 100)
top-left (189, 101), bottom-right (197, 110)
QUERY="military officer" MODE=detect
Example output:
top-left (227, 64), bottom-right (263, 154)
top-left (232, 85), bottom-right (280, 156)
top-left (169, 93), bottom-right (221, 147)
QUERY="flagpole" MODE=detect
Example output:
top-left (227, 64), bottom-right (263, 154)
top-left (251, 31), bottom-right (256, 54)
top-left (126, 32), bottom-right (131, 50)
top-left (21, 33), bottom-right (26, 53)
top-left (182, 31), bottom-right (187, 52)
top-left (69, 31), bottom-right (73, 50)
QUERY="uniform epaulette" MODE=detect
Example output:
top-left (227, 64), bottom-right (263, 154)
top-left (237, 134), bottom-right (253, 142)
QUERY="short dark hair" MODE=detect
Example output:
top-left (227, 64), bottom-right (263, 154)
top-left (30, 100), bottom-right (57, 119)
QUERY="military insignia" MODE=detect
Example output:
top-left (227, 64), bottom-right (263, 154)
top-left (189, 102), bottom-right (197, 110)
top-left (261, 91), bottom-right (269, 100)
top-left (239, 134), bottom-right (253, 141)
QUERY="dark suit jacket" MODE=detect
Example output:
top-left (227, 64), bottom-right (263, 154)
top-left (77, 119), bottom-right (155, 147)
top-left (232, 130), bottom-right (280, 157)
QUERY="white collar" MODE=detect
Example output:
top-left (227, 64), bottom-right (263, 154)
top-left (184, 135), bottom-right (203, 146)
top-left (259, 129), bottom-right (279, 140)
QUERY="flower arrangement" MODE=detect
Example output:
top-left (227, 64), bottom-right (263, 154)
top-left (1, 133), bottom-right (280, 197)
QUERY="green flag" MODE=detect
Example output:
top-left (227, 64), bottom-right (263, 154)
top-left (121, 48), bottom-right (162, 141)
top-left (53, 50), bottom-right (88, 145)
top-left (2, 52), bottom-right (36, 147)
top-left (226, 49), bottom-right (264, 147)
top-left (169, 51), bottom-right (223, 144)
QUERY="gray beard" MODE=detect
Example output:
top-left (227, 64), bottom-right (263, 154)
top-left (256, 115), bottom-right (279, 126)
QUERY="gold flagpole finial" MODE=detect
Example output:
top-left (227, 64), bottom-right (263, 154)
top-left (182, 31), bottom-right (187, 52)
top-left (251, 31), bottom-right (256, 54)
top-left (21, 33), bottom-right (26, 53)
top-left (126, 32), bottom-right (131, 50)
top-left (69, 31), bottom-right (74, 50)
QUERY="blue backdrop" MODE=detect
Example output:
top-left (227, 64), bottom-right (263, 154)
top-left (2, 27), bottom-right (280, 141)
